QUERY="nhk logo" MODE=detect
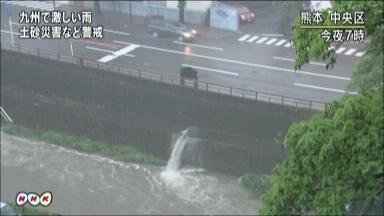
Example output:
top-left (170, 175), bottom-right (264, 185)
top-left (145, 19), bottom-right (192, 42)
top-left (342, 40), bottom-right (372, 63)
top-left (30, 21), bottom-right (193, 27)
top-left (15, 191), bottom-right (52, 207)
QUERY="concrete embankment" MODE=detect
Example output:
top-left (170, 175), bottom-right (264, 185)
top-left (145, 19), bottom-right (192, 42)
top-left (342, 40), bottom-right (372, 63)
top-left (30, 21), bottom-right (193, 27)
top-left (1, 49), bottom-right (316, 175)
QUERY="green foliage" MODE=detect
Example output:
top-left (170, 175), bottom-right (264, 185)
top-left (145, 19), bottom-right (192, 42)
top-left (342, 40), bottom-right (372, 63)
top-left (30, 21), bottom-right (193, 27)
top-left (241, 174), bottom-right (271, 199)
top-left (259, 87), bottom-right (384, 215)
top-left (2, 125), bottom-right (166, 166)
top-left (8, 203), bottom-right (60, 215)
top-left (349, 25), bottom-right (384, 90)
top-left (292, 0), bottom-right (383, 89)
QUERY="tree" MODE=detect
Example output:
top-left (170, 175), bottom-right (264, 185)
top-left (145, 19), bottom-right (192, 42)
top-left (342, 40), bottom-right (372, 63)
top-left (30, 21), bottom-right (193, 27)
top-left (260, 1), bottom-right (384, 214)
top-left (291, 0), bottom-right (383, 90)
top-left (260, 87), bottom-right (383, 215)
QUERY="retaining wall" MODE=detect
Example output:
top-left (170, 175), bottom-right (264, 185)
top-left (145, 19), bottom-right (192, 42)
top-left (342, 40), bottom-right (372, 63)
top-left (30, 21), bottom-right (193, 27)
top-left (1, 49), bottom-right (316, 175)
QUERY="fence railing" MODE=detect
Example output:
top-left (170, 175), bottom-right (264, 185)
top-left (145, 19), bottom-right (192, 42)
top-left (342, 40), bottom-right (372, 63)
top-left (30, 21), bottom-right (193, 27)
top-left (0, 42), bottom-right (326, 111)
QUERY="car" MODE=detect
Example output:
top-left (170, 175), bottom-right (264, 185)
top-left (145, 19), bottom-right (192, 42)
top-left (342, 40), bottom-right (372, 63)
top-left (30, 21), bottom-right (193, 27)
top-left (148, 18), bottom-right (197, 42)
top-left (180, 66), bottom-right (198, 80)
top-left (236, 5), bottom-right (255, 23)
top-left (0, 202), bottom-right (19, 216)
top-left (219, 2), bottom-right (255, 23)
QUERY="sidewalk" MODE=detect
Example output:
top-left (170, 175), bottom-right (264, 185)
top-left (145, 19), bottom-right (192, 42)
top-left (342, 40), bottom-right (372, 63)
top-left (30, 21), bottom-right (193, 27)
top-left (61, 3), bottom-right (238, 40)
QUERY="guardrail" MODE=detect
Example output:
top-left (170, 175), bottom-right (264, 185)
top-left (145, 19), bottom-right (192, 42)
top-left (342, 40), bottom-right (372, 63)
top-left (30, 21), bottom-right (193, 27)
top-left (0, 106), bottom-right (13, 123)
top-left (0, 41), bottom-right (326, 111)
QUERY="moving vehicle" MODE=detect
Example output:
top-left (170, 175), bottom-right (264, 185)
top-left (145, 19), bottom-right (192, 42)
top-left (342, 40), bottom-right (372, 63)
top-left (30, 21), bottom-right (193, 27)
top-left (219, 2), bottom-right (255, 23)
top-left (236, 5), bottom-right (255, 23)
top-left (148, 18), bottom-right (197, 42)
top-left (180, 66), bottom-right (198, 80)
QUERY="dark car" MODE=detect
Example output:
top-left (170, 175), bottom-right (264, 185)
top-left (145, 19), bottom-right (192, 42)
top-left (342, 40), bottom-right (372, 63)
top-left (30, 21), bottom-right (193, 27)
top-left (180, 66), bottom-right (198, 80)
top-left (148, 18), bottom-right (197, 42)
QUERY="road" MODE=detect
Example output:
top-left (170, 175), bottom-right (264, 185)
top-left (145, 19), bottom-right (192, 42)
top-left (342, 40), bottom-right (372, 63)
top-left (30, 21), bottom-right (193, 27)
top-left (0, 1), bottom-right (364, 102)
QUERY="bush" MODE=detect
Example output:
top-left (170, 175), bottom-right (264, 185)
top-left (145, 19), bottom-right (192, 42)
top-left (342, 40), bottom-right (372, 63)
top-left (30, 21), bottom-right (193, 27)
top-left (2, 124), bottom-right (165, 166)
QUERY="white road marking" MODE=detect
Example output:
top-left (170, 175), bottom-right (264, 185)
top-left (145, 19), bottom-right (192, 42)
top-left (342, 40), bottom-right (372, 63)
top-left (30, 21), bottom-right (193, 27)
top-left (335, 47), bottom-right (346, 54)
top-left (6, 0), bottom-right (54, 10)
top-left (17, 1), bottom-right (32, 7)
top-left (1, 29), bottom-right (21, 35)
top-left (11, 22), bottom-right (22, 26)
top-left (273, 56), bottom-right (326, 66)
top-left (246, 35), bottom-right (259, 43)
top-left (31, 2), bottom-right (48, 8)
top-left (355, 51), bottom-right (365, 57)
top-left (274, 39), bottom-right (287, 46)
top-left (238, 34), bottom-right (250, 42)
top-left (294, 83), bottom-right (357, 95)
top-left (284, 41), bottom-right (293, 47)
top-left (86, 46), bottom-right (113, 53)
top-left (32, 2), bottom-right (49, 8)
top-left (85, 46), bottom-right (135, 57)
top-left (181, 64), bottom-right (239, 76)
top-left (114, 40), bottom-right (351, 81)
top-left (104, 29), bottom-right (131, 36)
top-left (344, 48), bottom-right (356, 55)
top-left (41, 6), bottom-right (53, 11)
top-left (20, 1), bottom-right (37, 7)
top-left (256, 37), bottom-right (269, 44)
top-left (172, 41), bottom-right (223, 51)
top-left (261, 33), bottom-right (283, 37)
top-left (98, 44), bottom-right (138, 63)
top-left (265, 38), bottom-right (277, 45)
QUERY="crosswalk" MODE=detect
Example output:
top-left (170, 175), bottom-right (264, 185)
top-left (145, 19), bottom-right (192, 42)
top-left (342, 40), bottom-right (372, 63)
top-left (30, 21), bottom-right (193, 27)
top-left (1, 1), bottom-right (64, 11)
top-left (237, 34), bottom-right (365, 57)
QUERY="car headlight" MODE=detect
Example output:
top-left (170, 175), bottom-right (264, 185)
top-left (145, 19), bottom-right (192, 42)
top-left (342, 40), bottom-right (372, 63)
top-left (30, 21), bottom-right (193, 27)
top-left (251, 13), bottom-right (254, 17)
top-left (183, 33), bottom-right (191, 37)
top-left (240, 15), bottom-right (245, 20)
top-left (192, 29), bottom-right (197, 34)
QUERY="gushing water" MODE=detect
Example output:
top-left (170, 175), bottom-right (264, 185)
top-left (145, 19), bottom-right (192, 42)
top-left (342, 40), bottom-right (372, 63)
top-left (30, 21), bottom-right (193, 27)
top-left (165, 128), bottom-right (190, 172)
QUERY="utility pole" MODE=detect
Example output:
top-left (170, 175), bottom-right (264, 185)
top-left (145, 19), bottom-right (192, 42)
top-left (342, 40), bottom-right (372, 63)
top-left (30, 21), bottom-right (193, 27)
top-left (129, 0), bottom-right (132, 23)
top-left (178, 0), bottom-right (186, 23)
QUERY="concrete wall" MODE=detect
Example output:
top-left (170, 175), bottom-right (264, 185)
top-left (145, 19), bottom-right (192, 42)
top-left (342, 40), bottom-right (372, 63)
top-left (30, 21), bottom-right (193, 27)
top-left (83, 1), bottom-right (206, 24)
top-left (1, 49), bottom-right (316, 175)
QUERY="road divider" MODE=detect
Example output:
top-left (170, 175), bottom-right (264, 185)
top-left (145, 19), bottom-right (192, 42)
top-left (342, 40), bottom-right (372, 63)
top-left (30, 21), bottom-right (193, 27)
top-left (172, 41), bottom-right (223, 51)
top-left (1, 29), bottom-right (20, 36)
top-left (113, 40), bottom-right (351, 81)
top-left (104, 29), bottom-right (131, 36)
top-left (294, 83), bottom-right (357, 95)
top-left (261, 33), bottom-right (284, 37)
top-left (181, 64), bottom-right (239, 76)
top-left (273, 56), bottom-right (326, 66)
